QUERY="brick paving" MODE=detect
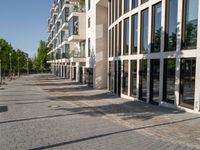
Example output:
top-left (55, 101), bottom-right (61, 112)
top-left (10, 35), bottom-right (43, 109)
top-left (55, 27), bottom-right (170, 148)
top-left (0, 74), bottom-right (199, 150)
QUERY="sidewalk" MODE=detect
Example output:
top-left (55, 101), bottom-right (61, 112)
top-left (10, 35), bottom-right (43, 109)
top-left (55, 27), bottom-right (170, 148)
top-left (36, 74), bottom-right (200, 149)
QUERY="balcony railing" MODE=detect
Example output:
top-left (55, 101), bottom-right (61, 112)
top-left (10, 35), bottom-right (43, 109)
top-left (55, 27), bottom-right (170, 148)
top-left (70, 50), bottom-right (85, 58)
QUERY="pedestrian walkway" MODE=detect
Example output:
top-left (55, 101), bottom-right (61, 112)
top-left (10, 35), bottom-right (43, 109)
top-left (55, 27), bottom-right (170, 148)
top-left (0, 74), bottom-right (199, 150)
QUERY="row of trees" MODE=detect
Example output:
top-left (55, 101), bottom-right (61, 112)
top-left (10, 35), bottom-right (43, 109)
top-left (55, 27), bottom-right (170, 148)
top-left (0, 39), bottom-right (50, 77)
top-left (0, 38), bottom-right (32, 77)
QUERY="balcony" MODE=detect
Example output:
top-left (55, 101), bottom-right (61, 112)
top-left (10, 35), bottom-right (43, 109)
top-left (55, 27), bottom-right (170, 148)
top-left (67, 13), bottom-right (86, 42)
top-left (69, 50), bottom-right (86, 62)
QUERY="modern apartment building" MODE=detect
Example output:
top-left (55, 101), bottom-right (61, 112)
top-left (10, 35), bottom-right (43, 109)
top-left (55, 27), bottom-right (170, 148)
top-left (47, 0), bottom-right (86, 83)
top-left (108, 0), bottom-right (200, 112)
top-left (47, 0), bottom-right (200, 112)
top-left (47, 0), bottom-right (108, 88)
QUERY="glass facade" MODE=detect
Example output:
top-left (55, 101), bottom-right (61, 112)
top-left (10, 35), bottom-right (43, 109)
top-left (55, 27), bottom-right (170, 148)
top-left (165, 0), bottom-right (178, 51)
top-left (151, 3), bottom-right (161, 53)
top-left (123, 60), bottom-right (129, 95)
top-left (130, 60), bottom-right (137, 97)
top-left (123, 18), bottom-right (129, 55)
top-left (140, 9), bottom-right (148, 54)
top-left (107, 0), bottom-right (199, 111)
top-left (182, 0), bottom-right (199, 49)
top-left (131, 14), bottom-right (138, 54)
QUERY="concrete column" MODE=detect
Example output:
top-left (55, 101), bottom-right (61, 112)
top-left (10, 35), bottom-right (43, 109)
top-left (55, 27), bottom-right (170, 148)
top-left (174, 0), bottom-right (183, 107)
top-left (194, 1), bottom-right (200, 112)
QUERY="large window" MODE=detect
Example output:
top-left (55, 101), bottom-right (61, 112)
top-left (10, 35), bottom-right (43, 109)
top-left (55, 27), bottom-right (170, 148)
top-left (124, 0), bottom-right (130, 13)
top-left (118, 22), bottom-right (122, 56)
top-left (140, 9), bottom-right (149, 53)
top-left (163, 59), bottom-right (176, 104)
top-left (119, 0), bottom-right (122, 17)
top-left (123, 60), bottom-right (129, 95)
top-left (182, 0), bottom-right (199, 49)
top-left (88, 38), bottom-right (91, 57)
top-left (88, 0), bottom-right (90, 10)
top-left (130, 60), bottom-right (137, 97)
top-left (115, 0), bottom-right (118, 20)
top-left (141, 0), bottom-right (148, 4)
top-left (109, 30), bottom-right (112, 57)
top-left (151, 3), bottom-right (162, 53)
top-left (132, 0), bottom-right (138, 9)
top-left (165, 0), bottom-right (178, 51)
top-left (131, 14), bottom-right (138, 54)
top-left (123, 18), bottom-right (129, 55)
top-left (115, 25), bottom-right (118, 57)
top-left (68, 16), bottom-right (79, 37)
top-left (112, 27), bottom-right (114, 56)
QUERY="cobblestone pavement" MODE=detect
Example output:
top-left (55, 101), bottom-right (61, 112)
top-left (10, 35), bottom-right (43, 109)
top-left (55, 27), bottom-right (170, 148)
top-left (0, 74), bottom-right (199, 150)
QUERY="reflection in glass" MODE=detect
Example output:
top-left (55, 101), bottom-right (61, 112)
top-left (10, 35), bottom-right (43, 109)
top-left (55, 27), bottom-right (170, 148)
top-left (123, 18), bottom-right (129, 55)
top-left (132, 0), bottom-right (138, 9)
top-left (163, 59), bottom-right (176, 104)
top-left (118, 22), bottom-right (122, 56)
top-left (150, 59), bottom-right (160, 105)
top-left (109, 61), bottom-right (114, 92)
top-left (180, 58), bottom-right (196, 109)
top-left (182, 0), bottom-right (199, 49)
top-left (139, 60), bottom-right (147, 101)
top-left (151, 3), bottom-right (161, 52)
top-left (68, 16), bottom-right (79, 36)
top-left (140, 9), bottom-right (148, 54)
top-left (141, 0), bottom-right (148, 4)
top-left (130, 60), bottom-right (137, 97)
top-left (123, 60), bottom-right (129, 95)
top-left (165, 0), bottom-right (178, 51)
top-left (131, 14), bottom-right (138, 54)
top-left (124, 0), bottom-right (130, 13)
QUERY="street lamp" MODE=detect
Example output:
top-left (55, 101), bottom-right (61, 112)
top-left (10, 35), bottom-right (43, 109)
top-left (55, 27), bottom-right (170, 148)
top-left (9, 53), bottom-right (12, 79)
top-left (0, 59), bottom-right (2, 85)
top-left (0, 46), bottom-right (2, 85)
top-left (18, 56), bottom-right (20, 77)
top-left (27, 57), bottom-right (29, 75)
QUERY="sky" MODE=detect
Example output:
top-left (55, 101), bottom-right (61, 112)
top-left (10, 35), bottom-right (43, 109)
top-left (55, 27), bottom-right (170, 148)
top-left (0, 0), bottom-right (52, 58)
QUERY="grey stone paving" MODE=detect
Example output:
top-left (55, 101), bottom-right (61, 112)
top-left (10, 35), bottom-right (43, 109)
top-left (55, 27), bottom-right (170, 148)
top-left (0, 74), bottom-right (199, 150)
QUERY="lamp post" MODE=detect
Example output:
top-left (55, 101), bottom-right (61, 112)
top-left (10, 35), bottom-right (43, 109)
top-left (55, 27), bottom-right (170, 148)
top-left (0, 59), bottom-right (2, 85)
top-left (27, 57), bottom-right (29, 75)
top-left (18, 56), bottom-right (20, 77)
top-left (0, 46), bottom-right (2, 85)
top-left (9, 53), bottom-right (12, 79)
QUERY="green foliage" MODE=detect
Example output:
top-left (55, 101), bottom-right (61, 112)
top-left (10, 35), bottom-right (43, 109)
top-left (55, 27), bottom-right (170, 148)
top-left (0, 38), bottom-right (30, 75)
top-left (33, 40), bottom-right (49, 70)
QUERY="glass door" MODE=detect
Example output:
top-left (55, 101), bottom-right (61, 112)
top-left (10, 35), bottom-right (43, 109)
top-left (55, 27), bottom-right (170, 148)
top-left (180, 58), bottom-right (196, 109)
top-left (139, 60), bottom-right (147, 101)
top-left (150, 59), bottom-right (160, 105)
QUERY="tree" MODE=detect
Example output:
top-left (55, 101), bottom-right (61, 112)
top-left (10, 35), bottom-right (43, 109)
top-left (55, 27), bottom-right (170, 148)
top-left (33, 40), bottom-right (49, 71)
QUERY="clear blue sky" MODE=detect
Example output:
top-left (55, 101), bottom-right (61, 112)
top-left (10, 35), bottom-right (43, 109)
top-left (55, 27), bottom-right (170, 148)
top-left (0, 0), bottom-right (52, 58)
